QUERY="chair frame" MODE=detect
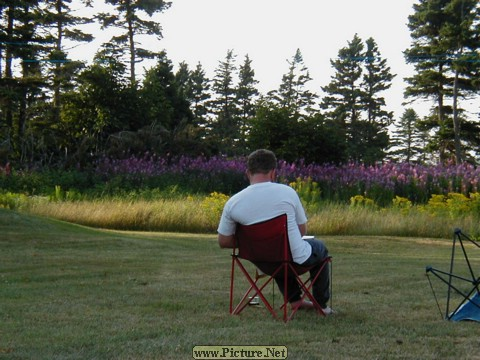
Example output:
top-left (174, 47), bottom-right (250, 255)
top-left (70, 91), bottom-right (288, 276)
top-left (229, 214), bottom-right (331, 322)
top-left (426, 228), bottom-right (480, 320)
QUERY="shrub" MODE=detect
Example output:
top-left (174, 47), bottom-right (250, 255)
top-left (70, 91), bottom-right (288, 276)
top-left (349, 195), bottom-right (377, 209)
top-left (289, 177), bottom-right (321, 211)
top-left (421, 192), bottom-right (480, 219)
top-left (392, 196), bottom-right (412, 208)
top-left (446, 193), bottom-right (471, 217)
top-left (392, 196), bottom-right (413, 215)
top-left (0, 192), bottom-right (29, 210)
top-left (201, 192), bottom-right (230, 224)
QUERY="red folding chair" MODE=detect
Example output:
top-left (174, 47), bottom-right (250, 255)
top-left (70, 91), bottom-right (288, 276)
top-left (229, 214), bottom-right (331, 322)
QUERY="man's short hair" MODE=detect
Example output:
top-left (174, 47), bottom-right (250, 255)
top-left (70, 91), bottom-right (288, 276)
top-left (247, 149), bottom-right (277, 175)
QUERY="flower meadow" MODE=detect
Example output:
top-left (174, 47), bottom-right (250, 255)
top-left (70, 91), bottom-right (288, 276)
top-left (2, 155), bottom-right (480, 209)
top-left (3, 155), bottom-right (480, 236)
top-left (95, 155), bottom-right (480, 206)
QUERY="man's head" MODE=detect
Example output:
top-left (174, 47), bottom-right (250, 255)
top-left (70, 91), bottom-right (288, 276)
top-left (247, 149), bottom-right (277, 175)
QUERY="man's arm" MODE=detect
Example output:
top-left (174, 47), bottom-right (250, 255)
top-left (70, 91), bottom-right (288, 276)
top-left (298, 223), bottom-right (307, 237)
top-left (218, 233), bottom-right (235, 248)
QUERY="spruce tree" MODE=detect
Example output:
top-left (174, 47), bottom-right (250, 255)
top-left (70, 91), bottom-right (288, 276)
top-left (210, 49), bottom-right (238, 154)
top-left (321, 34), bottom-right (364, 129)
top-left (43, 0), bottom-right (94, 127)
top-left (189, 62), bottom-right (211, 127)
top-left (404, 0), bottom-right (480, 163)
top-left (321, 34), bottom-right (364, 162)
top-left (321, 34), bottom-right (394, 164)
top-left (361, 37), bottom-right (395, 127)
top-left (98, 0), bottom-right (171, 85)
top-left (175, 61), bottom-right (193, 111)
top-left (445, 0), bottom-right (480, 163)
top-left (389, 108), bottom-right (424, 163)
top-left (141, 52), bottom-right (192, 140)
top-left (236, 54), bottom-right (259, 148)
top-left (0, 0), bottom-right (48, 161)
top-left (268, 48), bottom-right (317, 116)
top-left (172, 61), bottom-right (211, 156)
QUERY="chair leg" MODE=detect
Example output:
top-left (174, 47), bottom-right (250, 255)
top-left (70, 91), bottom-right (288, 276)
top-left (283, 264), bottom-right (288, 322)
top-left (230, 258), bottom-right (280, 319)
top-left (329, 260), bottom-right (333, 310)
top-left (229, 256), bottom-right (236, 314)
top-left (285, 258), bottom-right (332, 321)
top-left (230, 257), bottom-right (332, 322)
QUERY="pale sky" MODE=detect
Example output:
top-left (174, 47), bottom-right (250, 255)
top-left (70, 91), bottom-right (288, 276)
top-left (71, 0), bottom-right (432, 119)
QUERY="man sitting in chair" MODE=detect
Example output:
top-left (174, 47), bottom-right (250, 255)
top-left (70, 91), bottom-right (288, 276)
top-left (217, 149), bottom-right (333, 315)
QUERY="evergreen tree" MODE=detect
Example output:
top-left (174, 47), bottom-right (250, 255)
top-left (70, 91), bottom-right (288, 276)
top-left (248, 101), bottom-right (346, 164)
top-left (0, 0), bottom-right (95, 165)
top-left (236, 54), bottom-right (259, 149)
top-left (0, 0), bottom-right (47, 163)
top-left (321, 34), bottom-right (364, 129)
top-left (268, 48), bottom-right (317, 116)
top-left (404, 0), bottom-right (480, 163)
top-left (444, 0), bottom-right (480, 163)
top-left (415, 109), bottom-right (480, 164)
top-left (209, 49), bottom-right (238, 154)
top-left (170, 61), bottom-right (212, 156)
top-left (360, 37), bottom-right (395, 163)
top-left (361, 37), bottom-right (395, 127)
top-left (189, 62), bottom-right (211, 125)
top-left (98, 0), bottom-right (171, 85)
top-left (186, 62), bottom-right (212, 153)
top-left (321, 34), bottom-right (364, 162)
top-left (321, 34), bottom-right (394, 164)
top-left (140, 52), bottom-right (193, 153)
top-left (248, 101), bottom-right (300, 162)
top-left (42, 0), bottom-right (93, 124)
top-left (61, 51), bottom-right (141, 162)
top-left (389, 108), bottom-right (424, 163)
top-left (175, 61), bottom-right (191, 102)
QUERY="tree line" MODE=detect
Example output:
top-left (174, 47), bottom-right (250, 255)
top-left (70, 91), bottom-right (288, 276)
top-left (1, 0), bottom-right (479, 170)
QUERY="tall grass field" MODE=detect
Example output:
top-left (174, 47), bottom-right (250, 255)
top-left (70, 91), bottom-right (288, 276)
top-left (19, 195), bottom-right (480, 239)
top-left (1, 208), bottom-right (480, 359)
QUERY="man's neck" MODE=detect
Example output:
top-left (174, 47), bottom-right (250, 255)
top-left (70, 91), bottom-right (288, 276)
top-left (249, 172), bottom-right (274, 185)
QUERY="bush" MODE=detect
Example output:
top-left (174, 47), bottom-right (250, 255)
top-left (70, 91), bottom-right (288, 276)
top-left (392, 196), bottom-right (413, 215)
top-left (0, 169), bottom-right (98, 195)
top-left (289, 177), bottom-right (321, 212)
top-left (349, 195), bottom-right (377, 209)
top-left (0, 192), bottom-right (29, 210)
top-left (201, 192), bottom-right (230, 224)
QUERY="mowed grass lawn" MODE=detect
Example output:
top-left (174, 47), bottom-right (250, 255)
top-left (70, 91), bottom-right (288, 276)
top-left (1, 208), bottom-right (479, 360)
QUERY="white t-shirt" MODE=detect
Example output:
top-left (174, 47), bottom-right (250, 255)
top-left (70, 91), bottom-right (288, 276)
top-left (217, 182), bottom-right (311, 264)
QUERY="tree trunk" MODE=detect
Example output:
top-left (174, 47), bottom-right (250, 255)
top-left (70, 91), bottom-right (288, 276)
top-left (126, 0), bottom-right (136, 85)
top-left (437, 64), bottom-right (446, 163)
top-left (452, 68), bottom-right (462, 164)
top-left (53, 0), bottom-right (63, 123)
top-left (4, 4), bottom-right (14, 132)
